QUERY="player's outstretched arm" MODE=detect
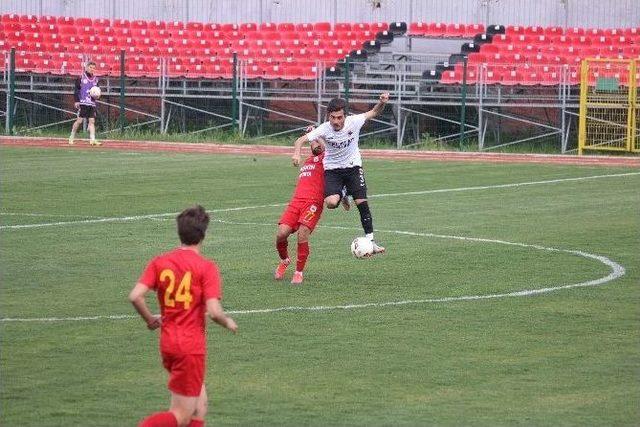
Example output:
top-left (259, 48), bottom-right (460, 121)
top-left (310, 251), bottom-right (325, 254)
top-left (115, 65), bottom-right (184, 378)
top-left (364, 92), bottom-right (390, 120)
top-left (128, 283), bottom-right (161, 330)
top-left (206, 298), bottom-right (238, 333)
top-left (292, 134), bottom-right (310, 167)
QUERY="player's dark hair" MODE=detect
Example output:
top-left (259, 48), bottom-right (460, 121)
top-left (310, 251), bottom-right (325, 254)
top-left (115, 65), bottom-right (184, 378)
top-left (327, 98), bottom-right (347, 114)
top-left (87, 61), bottom-right (96, 67)
top-left (176, 205), bottom-right (210, 245)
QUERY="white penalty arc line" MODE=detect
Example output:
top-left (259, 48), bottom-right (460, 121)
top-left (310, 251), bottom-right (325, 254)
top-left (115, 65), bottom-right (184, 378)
top-left (1, 172), bottom-right (639, 231)
top-left (0, 226), bottom-right (626, 323)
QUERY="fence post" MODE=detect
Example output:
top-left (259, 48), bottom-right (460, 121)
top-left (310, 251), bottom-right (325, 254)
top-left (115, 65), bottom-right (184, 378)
top-left (459, 55), bottom-right (468, 149)
top-left (232, 52), bottom-right (238, 133)
top-left (344, 56), bottom-right (350, 110)
top-left (6, 48), bottom-right (15, 135)
top-left (119, 50), bottom-right (126, 133)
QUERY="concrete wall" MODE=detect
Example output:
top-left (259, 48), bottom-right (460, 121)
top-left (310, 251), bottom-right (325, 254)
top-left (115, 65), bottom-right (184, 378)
top-left (2, 0), bottom-right (639, 28)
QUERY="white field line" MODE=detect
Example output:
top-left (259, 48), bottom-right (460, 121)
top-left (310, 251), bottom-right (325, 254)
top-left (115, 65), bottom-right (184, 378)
top-left (0, 223), bottom-right (625, 323)
top-left (369, 171), bottom-right (640, 198)
top-left (0, 212), bottom-right (106, 218)
top-left (0, 203), bottom-right (285, 230)
top-left (2, 172), bottom-right (639, 231)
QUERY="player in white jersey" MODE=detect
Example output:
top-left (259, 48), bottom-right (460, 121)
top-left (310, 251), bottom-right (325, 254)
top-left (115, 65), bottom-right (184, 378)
top-left (292, 92), bottom-right (390, 255)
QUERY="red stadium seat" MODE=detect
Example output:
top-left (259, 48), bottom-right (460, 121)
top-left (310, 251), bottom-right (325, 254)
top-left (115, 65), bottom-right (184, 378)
top-left (464, 23), bottom-right (485, 38)
top-left (585, 28), bottom-right (604, 37)
top-left (409, 22), bottom-right (427, 36)
top-left (566, 27), bottom-right (585, 37)
top-left (245, 64), bottom-right (264, 79)
top-left (440, 70), bottom-right (460, 84)
top-left (521, 68), bottom-right (540, 85)
top-left (259, 22), bottom-right (277, 32)
top-left (78, 25), bottom-right (95, 36)
top-left (2, 21), bottom-right (21, 32)
top-left (112, 18), bottom-right (130, 28)
top-left (468, 52), bottom-right (487, 64)
top-left (37, 23), bottom-right (59, 34)
top-left (24, 32), bottom-right (42, 44)
top-left (263, 64), bottom-right (282, 79)
top-left (544, 26), bottom-right (563, 37)
top-left (446, 23), bottom-right (466, 37)
top-left (19, 14), bottom-right (39, 24)
top-left (147, 20), bottom-right (166, 30)
top-left (523, 26), bottom-right (544, 37)
top-left (130, 28), bottom-right (151, 38)
top-left (239, 22), bottom-right (257, 32)
top-left (54, 16), bottom-right (73, 26)
top-left (124, 62), bottom-right (146, 77)
top-left (72, 17), bottom-right (91, 27)
top-left (128, 19), bottom-right (146, 30)
top-left (220, 23), bottom-right (239, 32)
top-left (186, 21), bottom-right (204, 31)
top-left (277, 22), bottom-right (295, 32)
top-left (5, 31), bottom-right (25, 42)
top-left (291, 23), bottom-right (310, 32)
top-left (22, 22), bottom-right (39, 32)
top-left (152, 29), bottom-right (172, 39)
top-left (41, 33), bottom-right (60, 43)
top-left (282, 39), bottom-right (304, 50)
top-left (506, 25), bottom-right (525, 35)
top-left (314, 22), bottom-right (331, 32)
top-left (92, 18), bottom-right (111, 28)
top-left (335, 23), bottom-right (352, 32)
top-left (280, 31), bottom-right (300, 41)
top-left (166, 21), bottom-right (185, 32)
top-left (307, 39), bottom-right (326, 49)
top-left (96, 26), bottom-right (115, 37)
top-left (370, 22), bottom-right (388, 33)
top-left (299, 30), bottom-right (319, 41)
top-left (426, 22), bottom-right (447, 37)
top-left (497, 69), bottom-right (519, 85)
top-left (1, 14), bottom-right (20, 23)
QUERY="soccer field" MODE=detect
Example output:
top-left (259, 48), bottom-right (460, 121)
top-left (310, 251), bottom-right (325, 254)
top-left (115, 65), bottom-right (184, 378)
top-left (1, 146), bottom-right (639, 426)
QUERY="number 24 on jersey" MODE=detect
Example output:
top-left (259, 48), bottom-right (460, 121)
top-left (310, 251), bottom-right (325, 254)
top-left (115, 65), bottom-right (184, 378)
top-left (160, 269), bottom-right (193, 309)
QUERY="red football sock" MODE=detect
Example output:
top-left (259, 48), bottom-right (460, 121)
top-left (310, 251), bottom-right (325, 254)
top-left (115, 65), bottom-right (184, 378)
top-left (296, 242), bottom-right (310, 272)
top-left (187, 418), bottom-right (205, 427)
top-left (139, 411), bottom-right (178, 427)
top-left (277, 239), bottom-right (289, 260)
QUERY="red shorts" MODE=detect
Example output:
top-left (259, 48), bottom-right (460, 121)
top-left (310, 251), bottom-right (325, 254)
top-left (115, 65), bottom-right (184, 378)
top-left (161, 352), bottom-right (205, 397)
top-left (279, 199), bottom-right (323, 232)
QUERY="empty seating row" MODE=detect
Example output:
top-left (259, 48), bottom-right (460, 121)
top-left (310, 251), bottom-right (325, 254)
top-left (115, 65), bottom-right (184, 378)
top-left (409, 21), bottom-right (640, 41)
top-left (1, 25), bottom-right (381, 43)
top-left (469, 48), bottom-right (640, 68)
top-left (409, 22), bottom-right (485, 38)
top-left (1, 32), bottom-right (373, 51)
top-left (0, 14), bottom-right (389, 33)
top-left (505, 25), bottom-right (639, 38)
top-left (492, 33), bottom-right (640, 47)
top-left (438, 64), bottom-right (640, 86)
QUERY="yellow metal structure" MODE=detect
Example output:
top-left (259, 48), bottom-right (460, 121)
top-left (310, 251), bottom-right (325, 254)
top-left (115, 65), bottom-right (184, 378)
top-left (578, 58), bottom-right (638, 154)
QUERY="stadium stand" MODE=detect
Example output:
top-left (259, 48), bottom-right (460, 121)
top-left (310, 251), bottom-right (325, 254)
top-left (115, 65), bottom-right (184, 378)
top-left (412, 22), bottom-right (640, 85)
top-left (0, 14), bottom-right (390, 79)
top-left (1, 13), bottom-right (638, 85)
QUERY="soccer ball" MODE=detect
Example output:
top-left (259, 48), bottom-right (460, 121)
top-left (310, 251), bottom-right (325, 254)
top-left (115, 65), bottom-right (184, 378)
top-left (89, 86), bottom-right (101, 99)
top-left (350, 237), bottom-right (373, 259)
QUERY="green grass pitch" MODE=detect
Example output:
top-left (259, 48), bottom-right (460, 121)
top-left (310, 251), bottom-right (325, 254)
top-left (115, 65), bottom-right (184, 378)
top-left (1, 146), bottom-right (639, 426)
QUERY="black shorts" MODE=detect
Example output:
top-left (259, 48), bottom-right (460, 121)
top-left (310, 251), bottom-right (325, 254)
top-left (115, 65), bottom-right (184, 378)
top-left (324, 166), bottom-right (368, 200)
top-left (78, 105), bottom-right (97, 119)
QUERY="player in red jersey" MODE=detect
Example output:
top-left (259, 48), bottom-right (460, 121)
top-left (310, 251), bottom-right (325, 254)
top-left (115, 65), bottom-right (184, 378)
top-left (275, 138), bottom-right (348, 285)
top-left (129, 205), bottom-right (237, 427)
